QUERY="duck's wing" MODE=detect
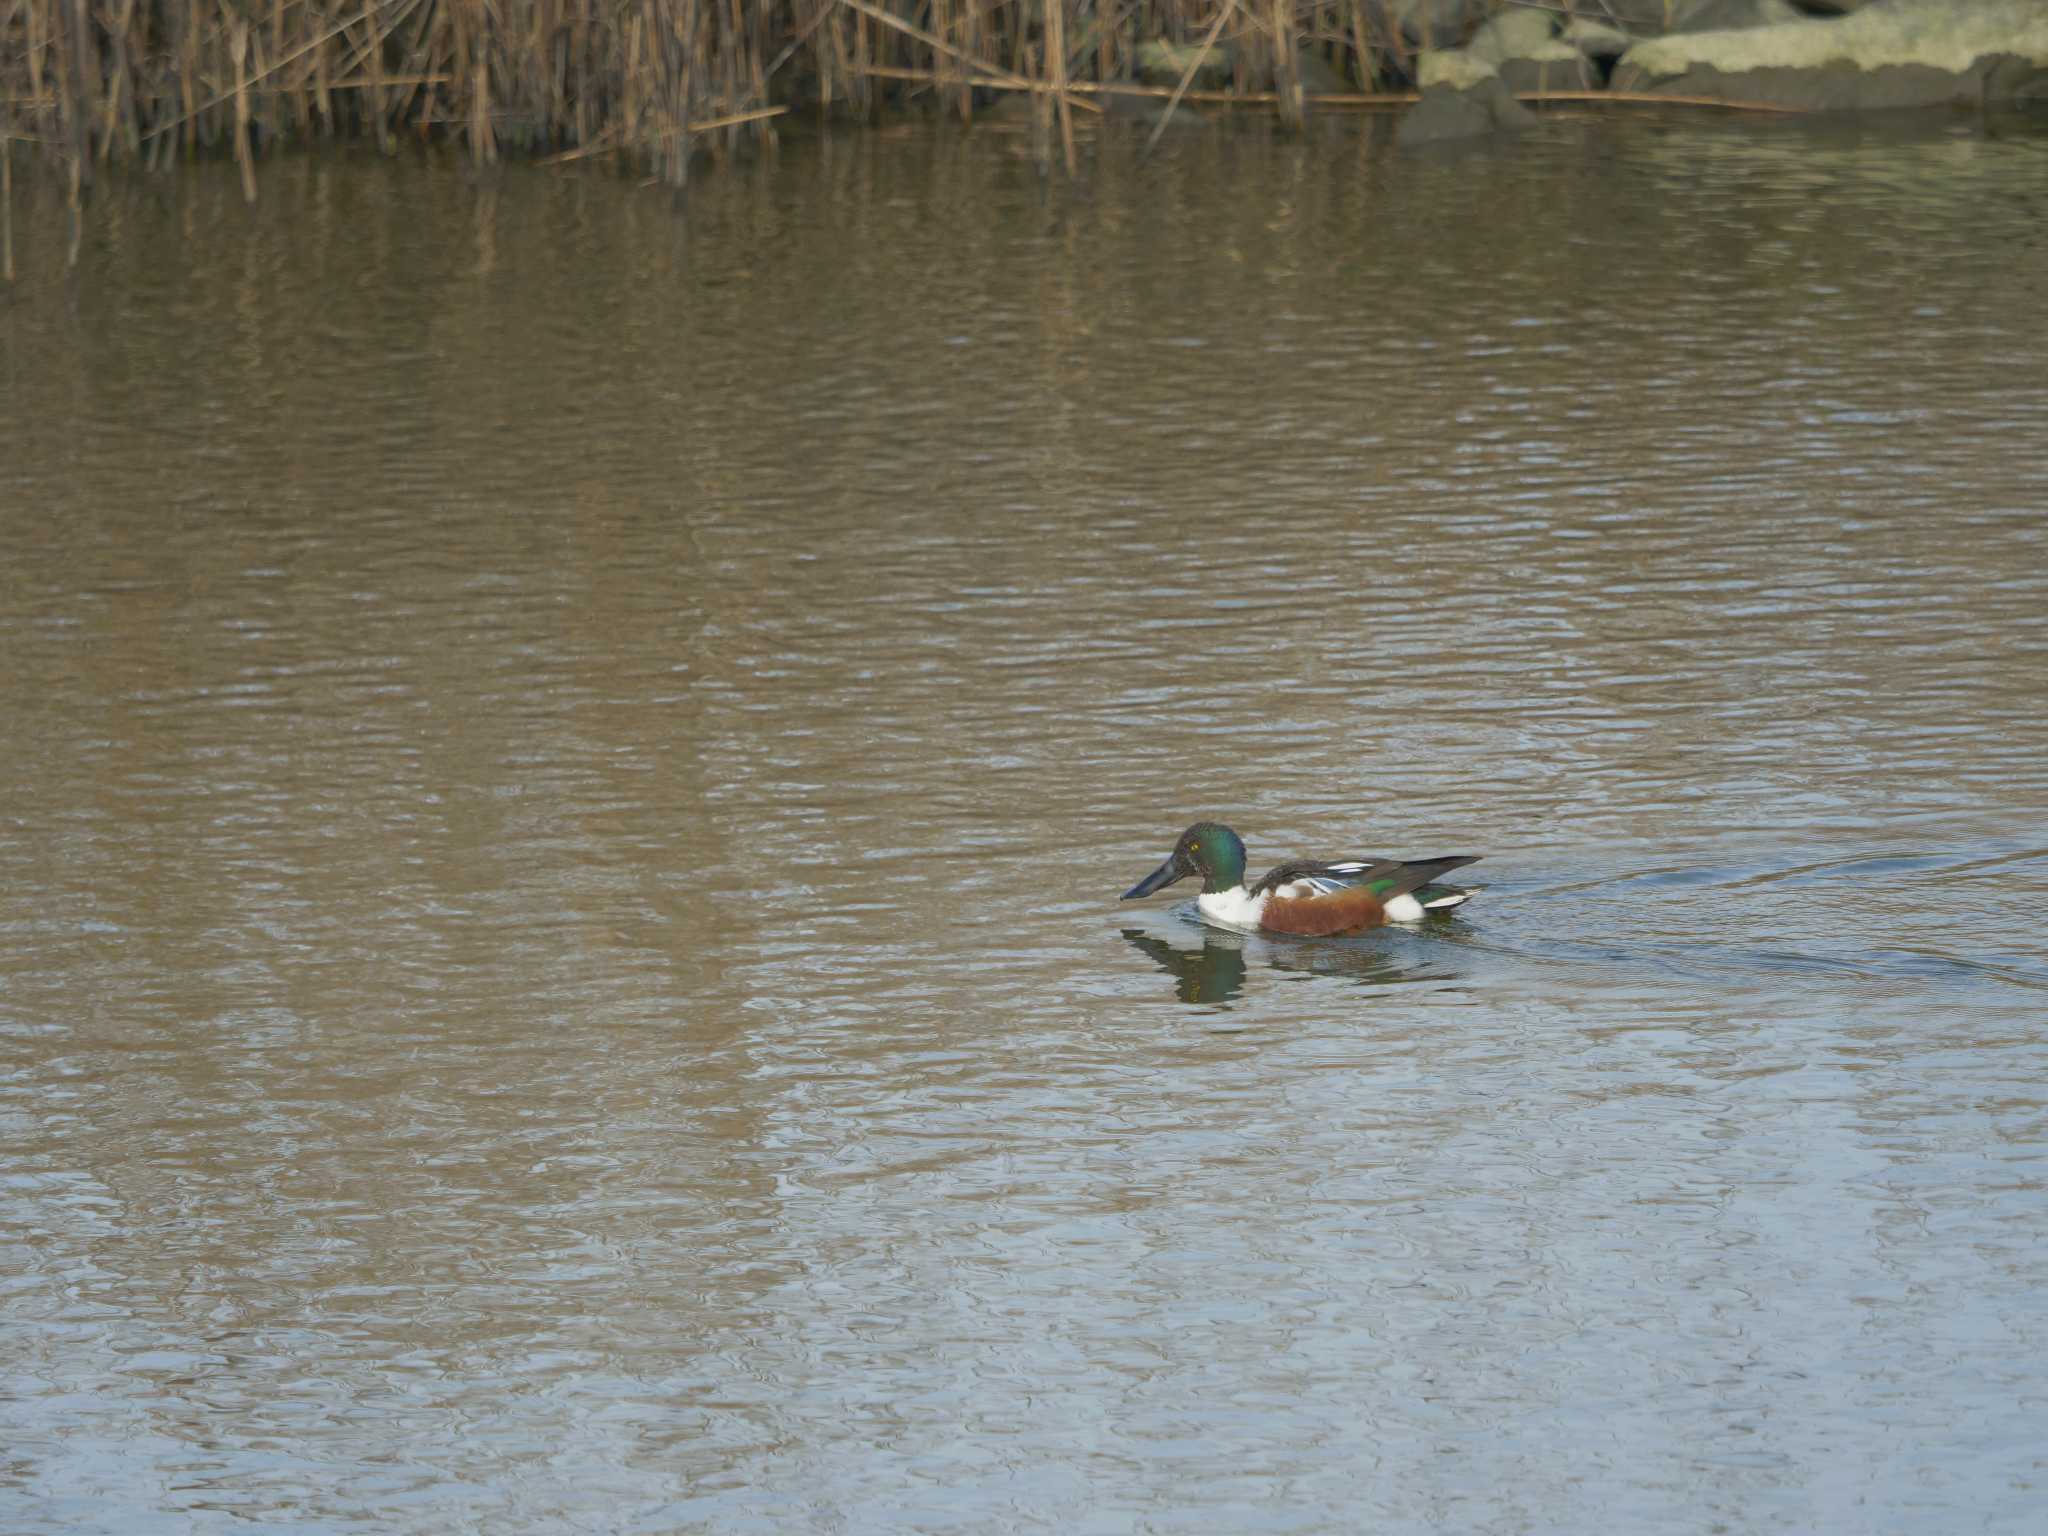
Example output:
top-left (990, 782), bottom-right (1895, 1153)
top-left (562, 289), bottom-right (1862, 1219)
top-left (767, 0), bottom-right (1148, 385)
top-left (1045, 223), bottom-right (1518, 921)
top-left (1252, 855), bottom-right (1480, 903)
top-left (1250, 857), bottom-right (1398, 897)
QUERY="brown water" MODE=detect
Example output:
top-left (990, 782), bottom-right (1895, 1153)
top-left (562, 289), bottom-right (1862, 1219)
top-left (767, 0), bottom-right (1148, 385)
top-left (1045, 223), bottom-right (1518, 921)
top-left (4, 112), bottom-right (2048, 1534)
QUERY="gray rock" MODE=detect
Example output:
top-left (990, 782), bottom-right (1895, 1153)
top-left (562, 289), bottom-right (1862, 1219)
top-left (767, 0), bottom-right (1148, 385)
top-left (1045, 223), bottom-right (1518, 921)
top-left (1418, 48), bottom-right (1503, 92)
top-left (1663, 0), bottom-right (1804, 34)
top-left (1617, 53), bottom-right (2048, 109)
top-left (1467, 9), bottom-right (1560, 63)
top-left (1431, 7), bottom-right (1594, 96)
top-left (1396, 77), bottom-right (1534, 146)
top-left (1100, 91), bottom-right (1213, 126)
top-left (1295, 49), bottom-right (1354, 97)
top-left (1980, 52), bottom-right (2048, 102)
top-left (1385, 0), bottom-right (1494, 50)
top-left (1133, 38), bottom-right (1237, 89)
top-left (1561, 19), bottom-right (1636, 62)
top-left (1482, 75), bottom-right (1538, 128)
top-left (982, 91), bottom-right (1040, 122)
top-left (1612, 0), bottom-right (2048, 110)
top-left (1396, 85), bottom-right (1494, 144)
top-left (1238, 47), bottom-right (1362, 96)
top-left (1498, 54), bottom-right (1598, 93)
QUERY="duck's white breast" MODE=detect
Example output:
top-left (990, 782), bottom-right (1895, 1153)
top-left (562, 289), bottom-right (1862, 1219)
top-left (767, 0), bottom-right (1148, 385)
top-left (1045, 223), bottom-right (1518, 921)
top-left (1196, 886), bottom-right (1268, 931)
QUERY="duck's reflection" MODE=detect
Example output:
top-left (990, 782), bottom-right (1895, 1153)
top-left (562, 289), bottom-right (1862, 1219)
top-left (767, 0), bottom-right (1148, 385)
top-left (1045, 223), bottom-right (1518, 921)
top-left (1123, 926), bottom-right (1251, 1005)
top-left (1121, 915), bottom-right (1458, 1006)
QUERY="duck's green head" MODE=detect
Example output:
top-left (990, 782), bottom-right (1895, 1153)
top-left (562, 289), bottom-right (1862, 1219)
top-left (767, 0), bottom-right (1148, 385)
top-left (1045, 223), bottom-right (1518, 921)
top-left (1121, 822), bottom-right (1248, 900)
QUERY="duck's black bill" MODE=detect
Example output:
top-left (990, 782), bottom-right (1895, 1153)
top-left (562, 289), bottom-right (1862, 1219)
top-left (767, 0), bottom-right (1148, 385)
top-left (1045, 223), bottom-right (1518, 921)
top-left (1121, 855), bottom-right (1185, 901)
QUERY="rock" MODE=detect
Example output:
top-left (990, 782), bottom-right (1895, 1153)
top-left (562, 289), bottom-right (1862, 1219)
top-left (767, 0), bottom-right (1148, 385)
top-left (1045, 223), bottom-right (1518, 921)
top-left (1295, 49), bottom-right (1354, 97)
top-left (1133, 38), bottom-right (1237, 89)
top-left (1384, 0), bottom-right (1493, 51)
top-left (1396, 84), bottom-right (1494, 144)
top-left (1663, 0), bottom-right (1804, 33)
top-left (1417, 47), bottom-right (1499, 92)
top-left (1237, 46), bottom-right (1362, 96)
top-left (1432, 10), bottom-right (1597, 96)
top-left (1981, 51), bottom-right (2048, 102)
top-left (982, 91), bottom-right (1039, 122)
top-left (1561, 19), bottom-right (1636, 63)
top-left (1498, 53), bottom-right (1598, 93)
top-left (1467, 9), bottom-right (1561, 64)
top-left (1100, 92), bottom-right (1212, 127)
top-left (1396, 77), bottom-right (1534, 146)
top-left (1611, 0), bottom-right (2048, 110)
top-left (1481, 76), bottom-right (1537, 129)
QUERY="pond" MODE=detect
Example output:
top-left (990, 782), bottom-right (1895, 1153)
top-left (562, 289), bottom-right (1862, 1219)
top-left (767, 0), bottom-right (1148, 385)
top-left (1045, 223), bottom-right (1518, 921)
top-left (4, 110), bottom-right (2047, 1533)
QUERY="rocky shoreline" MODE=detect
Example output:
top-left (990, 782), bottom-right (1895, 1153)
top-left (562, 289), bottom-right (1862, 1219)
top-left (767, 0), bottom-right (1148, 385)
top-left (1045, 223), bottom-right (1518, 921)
top-left (1397, 0), bottom-right (2048, 145)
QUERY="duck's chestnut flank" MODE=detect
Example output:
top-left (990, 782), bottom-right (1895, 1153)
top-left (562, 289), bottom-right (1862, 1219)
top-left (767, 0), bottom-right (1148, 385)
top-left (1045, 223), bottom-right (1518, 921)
top-left (1256, 886), bottom-right (1390, 937)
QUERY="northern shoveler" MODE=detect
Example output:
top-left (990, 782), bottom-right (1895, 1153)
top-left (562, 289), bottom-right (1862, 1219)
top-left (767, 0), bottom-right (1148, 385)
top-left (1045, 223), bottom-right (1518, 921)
top-left (1120, 822), bottom-right (1479, 936)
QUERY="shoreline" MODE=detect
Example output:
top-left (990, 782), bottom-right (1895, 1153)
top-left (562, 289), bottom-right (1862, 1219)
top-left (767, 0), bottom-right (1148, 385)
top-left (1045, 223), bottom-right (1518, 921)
top-left (3, 0), bottom-right (2042, 188)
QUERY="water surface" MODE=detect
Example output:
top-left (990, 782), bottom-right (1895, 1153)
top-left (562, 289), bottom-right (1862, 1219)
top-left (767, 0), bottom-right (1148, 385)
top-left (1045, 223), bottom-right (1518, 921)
top-left (4, 112), bottom-right (2047, 1533)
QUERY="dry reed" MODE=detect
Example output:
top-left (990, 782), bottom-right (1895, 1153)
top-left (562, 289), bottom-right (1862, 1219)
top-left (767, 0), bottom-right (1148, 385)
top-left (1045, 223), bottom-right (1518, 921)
top-left (0, 0), bottom-right (1445, 191)
top-left (6, 0), bottom-right (1798, 204)
top-left (3, 118), bottom-right (14, 280)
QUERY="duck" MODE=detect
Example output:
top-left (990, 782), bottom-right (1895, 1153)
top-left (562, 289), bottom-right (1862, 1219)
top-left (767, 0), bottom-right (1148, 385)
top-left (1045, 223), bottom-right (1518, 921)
top-left (1120, 822), bottom-right (1479, 936)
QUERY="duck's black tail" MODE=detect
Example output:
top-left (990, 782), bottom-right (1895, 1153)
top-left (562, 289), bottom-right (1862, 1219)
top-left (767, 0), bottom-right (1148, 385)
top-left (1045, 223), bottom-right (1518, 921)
top-left (1381, 856), bottom-right (1481, 907)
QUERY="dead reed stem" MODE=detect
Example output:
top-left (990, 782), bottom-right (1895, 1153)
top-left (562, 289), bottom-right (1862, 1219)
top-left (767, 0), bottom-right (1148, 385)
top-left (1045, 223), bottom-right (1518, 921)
top-left (1269, 0), bottom-right (1300, 132)
top-left (762, 0), bottom-right (834, 83)
top-left (230, 17), bottom-right (256, 201)
top-left (1027, 42), bottom-right (1047, 170)
top-left (2, 126), bottom-right (14, 282)
top-left (59, 0), bottom-right (95, 180)
top-left (139, 0), bottom-right (428, 146)
top-left (688, 102), bottom-right (789, 131)
top-left (834, 0), bottom-right (1096, 112)
top-left (1043, 0), bottom-right (1074, 176)
top-left (1144, 0), bottom-right (1237, 154)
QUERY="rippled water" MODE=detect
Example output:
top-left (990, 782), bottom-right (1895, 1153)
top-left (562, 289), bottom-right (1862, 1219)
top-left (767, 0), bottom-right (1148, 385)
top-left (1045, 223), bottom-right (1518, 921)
top-left (4, 112), bottom-right (2048, 1533)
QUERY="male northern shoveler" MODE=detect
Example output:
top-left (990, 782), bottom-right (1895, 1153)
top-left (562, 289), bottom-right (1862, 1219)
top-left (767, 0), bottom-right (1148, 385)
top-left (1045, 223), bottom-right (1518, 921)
top-left (1120, 822), bottom-right (1479, 936)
